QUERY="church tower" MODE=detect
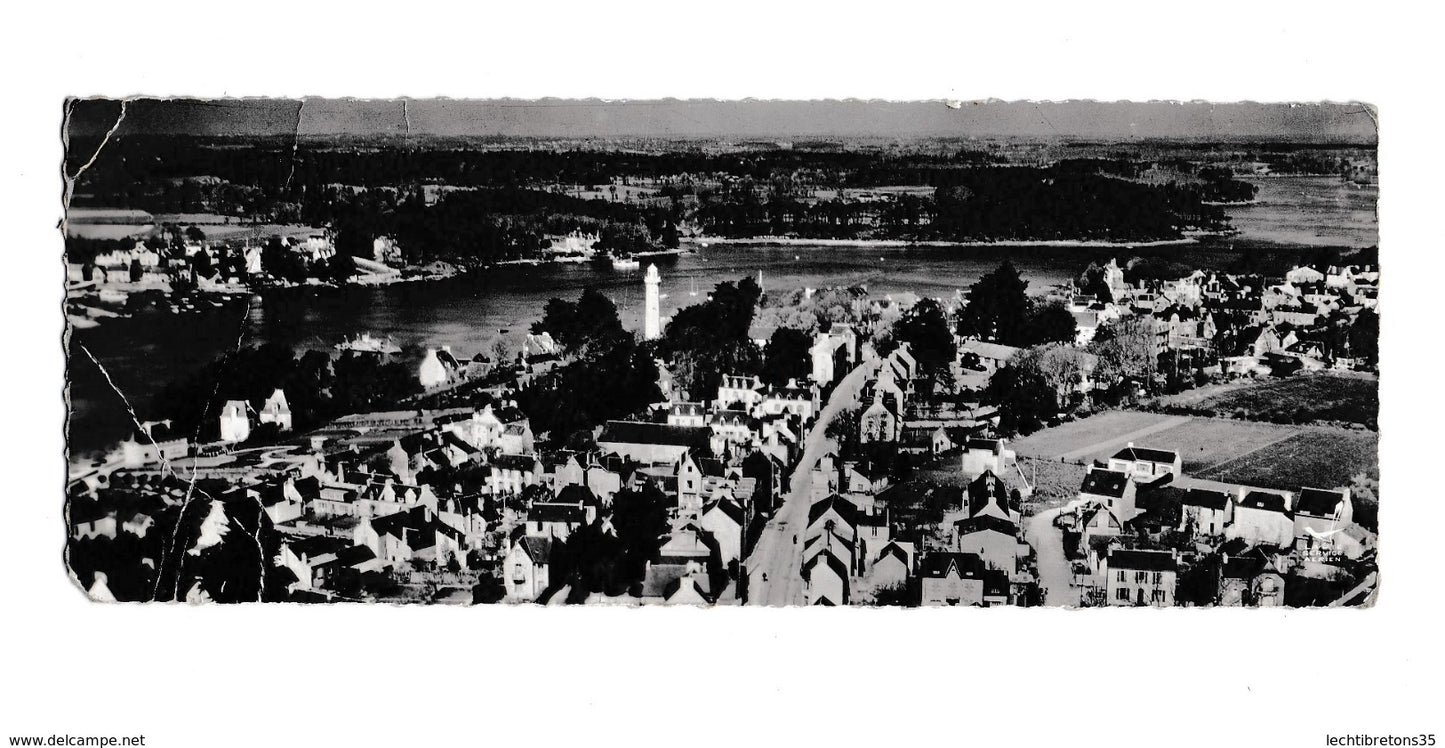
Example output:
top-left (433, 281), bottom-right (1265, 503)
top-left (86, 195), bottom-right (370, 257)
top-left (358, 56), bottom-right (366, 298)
top-left (644, 263), bottom-right (661, 340)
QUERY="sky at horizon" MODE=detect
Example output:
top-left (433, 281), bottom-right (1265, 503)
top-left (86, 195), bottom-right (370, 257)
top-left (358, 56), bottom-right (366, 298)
top-left (64, 98), bottom-right (1379, 143)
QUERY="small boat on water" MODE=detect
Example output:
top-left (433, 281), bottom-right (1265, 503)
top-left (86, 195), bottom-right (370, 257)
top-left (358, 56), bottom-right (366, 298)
top-left (335, 332), bottom-right (402, 354)
top-left (689, 278), bottom-right (698, 297)
top-left (612, 256), bottom-right (641, 270)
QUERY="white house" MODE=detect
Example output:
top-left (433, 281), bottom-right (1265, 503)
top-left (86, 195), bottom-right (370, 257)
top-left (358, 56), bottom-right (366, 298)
top-left (258, 389), bottom-right (292, 431)
top-left (418, 348), bottom-right (452, 390)
top-left (1102, 549), bottom-right (1177, 607)
top-left (700, 499), bottom-right (746, 568)
top-left (505, 536), bottom-right (554, 602)
top-left (1107, 443), bottom-right (1181, 482)
top-left (953, 514), bottom-right (1023, 575)
top-left (918, 552), bottom-right (987, 606)
top-left (803, 547), bottom-right (851, 606)
top-left (218, 400), bottom-right (251, 443)
top-left (1228, 491), bottom-right (1296, 547)
top-left (1078, 467), bottom-right (1138, 523)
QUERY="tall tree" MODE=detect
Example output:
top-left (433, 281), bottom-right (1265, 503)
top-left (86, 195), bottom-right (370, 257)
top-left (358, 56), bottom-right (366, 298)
top-left (957, 261), bottom-right (1030, 346)
top-left (1078, 262), bottom-right (1115, 302)
top-left (892, 297), bottom-right (957, 378)
top-left (1024, 300), bottom-right (1079, 346)
top-left (760, 327), bottom-right (813, 387)
top-left (659, 277), bottom-right (763, 399)
top-left (1349, 308), bottom-right (1379, 365)
top-left (1089, 316), bottom-right (1158, 391)
top-left (532, 287), bottom-right (624, 353)
top-left (982, 364), bottom-right (1057, 436)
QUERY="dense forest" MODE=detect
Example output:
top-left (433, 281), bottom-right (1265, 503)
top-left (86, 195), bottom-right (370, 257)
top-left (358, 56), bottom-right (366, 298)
top-left (64, 134), bottom-right (1301, 265)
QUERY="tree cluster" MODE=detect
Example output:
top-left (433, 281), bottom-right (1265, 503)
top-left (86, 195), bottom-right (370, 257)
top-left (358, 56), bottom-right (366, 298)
top-left (956, 261), bottom-right (1078, 348)
top-left (658, 276), bottom-right (764, 399)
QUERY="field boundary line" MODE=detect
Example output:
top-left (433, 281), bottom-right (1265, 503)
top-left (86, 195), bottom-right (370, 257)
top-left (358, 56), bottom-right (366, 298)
top-left (1191, 430), bottom-right (1305, 479)
top-left (1055, 415), bottom-right (1193, 463)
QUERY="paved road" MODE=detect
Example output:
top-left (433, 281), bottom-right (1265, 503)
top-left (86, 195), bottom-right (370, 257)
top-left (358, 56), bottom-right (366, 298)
top-left (744, 359), bottom-right (879, 606)
top-left (1025, 506), bottom-right (1079, 608)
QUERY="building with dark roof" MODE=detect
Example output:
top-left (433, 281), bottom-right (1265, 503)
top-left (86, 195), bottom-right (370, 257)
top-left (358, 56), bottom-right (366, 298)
top-left (807, 494), bottom-right (860, 540)
top-left (953, 513), bottom-right (1022, 575)
top-left (1103, 549), bottom-right (1178, 607)
top-left (1079, 467), bottom-right (1138, 522)
top-left (1107, 442), bottom-right (1182, 482)
top-left (918, 552), bottom-right (988, 606)
top-left (525, 501), bottom-right (589, 541)
top-left (803, 547), bottom-right (850, 605)
top-left (966, 470), bottom-right (1014, 521)
top-left (505, 535), bottom-right (555, 602)
top-left (1293, 486), bottom-right (1354, 551)
top-left (597, 421), bottom-right (713, 465)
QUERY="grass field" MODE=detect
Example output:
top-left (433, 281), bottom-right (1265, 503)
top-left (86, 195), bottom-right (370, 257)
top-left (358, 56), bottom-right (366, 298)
top-left (1148, 373), bottom-right (1379, 427)
top-left (1006, 409), bottom-right (1378, 492)
top-left (1009, 411), bottom-right (1177, 460)
top-left (1195, 430), bottom-right (1379, 490)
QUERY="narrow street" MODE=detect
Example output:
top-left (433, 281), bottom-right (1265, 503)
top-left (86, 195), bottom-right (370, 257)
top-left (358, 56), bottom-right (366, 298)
top-left (1025, 506), bottom-right (1079, 608)
top-left (744, 359), bottom-right (879, 606)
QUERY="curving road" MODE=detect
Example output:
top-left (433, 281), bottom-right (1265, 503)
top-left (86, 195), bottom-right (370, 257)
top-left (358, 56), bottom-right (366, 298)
top-left (744, 359), bottom-right (880, 606)
top-left (1025, 505), bottom-right (1081, 608)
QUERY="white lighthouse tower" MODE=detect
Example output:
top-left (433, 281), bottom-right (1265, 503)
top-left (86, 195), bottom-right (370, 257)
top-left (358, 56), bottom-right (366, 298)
top-left (644, 263), bottom-right (662, 340)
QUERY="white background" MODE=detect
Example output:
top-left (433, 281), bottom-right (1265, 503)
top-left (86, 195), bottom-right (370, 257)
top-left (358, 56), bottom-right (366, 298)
top-left (1, 2), bottom-right (1437, 746)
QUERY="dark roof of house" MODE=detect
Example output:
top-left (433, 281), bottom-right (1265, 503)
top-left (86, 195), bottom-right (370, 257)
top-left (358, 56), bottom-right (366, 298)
top-left (1296, 487), bottom-right (1347, 517)
top-left (848, 459), bottom-right (890, 481)
top-left (953, 513), bottom-right (1018, 537)
top-left (287, 536), bottom-right (349, 560)
top-left (597, 421), bottom-right (713, 449)
top-left (371, 506), bottom-right (463, 548)
top-left (704, 498), bottom-right (745, 526)
top-left (805, 530), bottom-right (856, 558)
top-left (967, 470), bottom-right (1012, 517)
top-left (965, 438), bottom-right (1005, 454)
top-left (808, 494), bottom-right (859, 529)
top-left (527, 502), bottom-right (587, 525)
top-left (555, 484), bottom-right (598, 507)
top-left (1079, 468), bottom-right (1130, 499)
top-left (1108, 549), bottom-right (1178, 573)
top-left (1220, 553), bottom-right (1279, 580)
top-left (1175, 487), bottom-right (1231, 511)
top-left (1238, 491), bottom-right (1291, 514)
top-left (515, 535), bottom-right (554, 564)
top-left (696, 456), bottom-right (730, 478)
top-left (876, 541), bottom-right (911, 566)
top-left (1112, 446), bottom-right (1179, 464)
top-left (919, 552), bottom-right (986, 580)
top-left (335, 544), bottom-right (377, 568)
top-left (491, 454), bottom-right (539, 472)
top-left (802, 549), bottom-right (850, 583)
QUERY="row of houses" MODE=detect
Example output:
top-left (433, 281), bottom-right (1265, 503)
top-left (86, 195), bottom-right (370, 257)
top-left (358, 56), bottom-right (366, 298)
top-left (1057, 442), bottom-right (1373, 607)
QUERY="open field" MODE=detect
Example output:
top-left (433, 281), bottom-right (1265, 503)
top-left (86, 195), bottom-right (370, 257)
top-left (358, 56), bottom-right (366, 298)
top-left (1194, 430), bottom-right (1379, 490)
top-left (1008, 410), bottom-right (1378, 491)
top-left (1146, 373), bottom-right (1378, 427)
top-left (1009, 410), bottom-right (1178, 460)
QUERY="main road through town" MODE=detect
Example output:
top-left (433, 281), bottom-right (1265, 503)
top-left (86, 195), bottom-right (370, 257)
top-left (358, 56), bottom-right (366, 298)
top-left (743, 358), bottom-right (880, 606)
